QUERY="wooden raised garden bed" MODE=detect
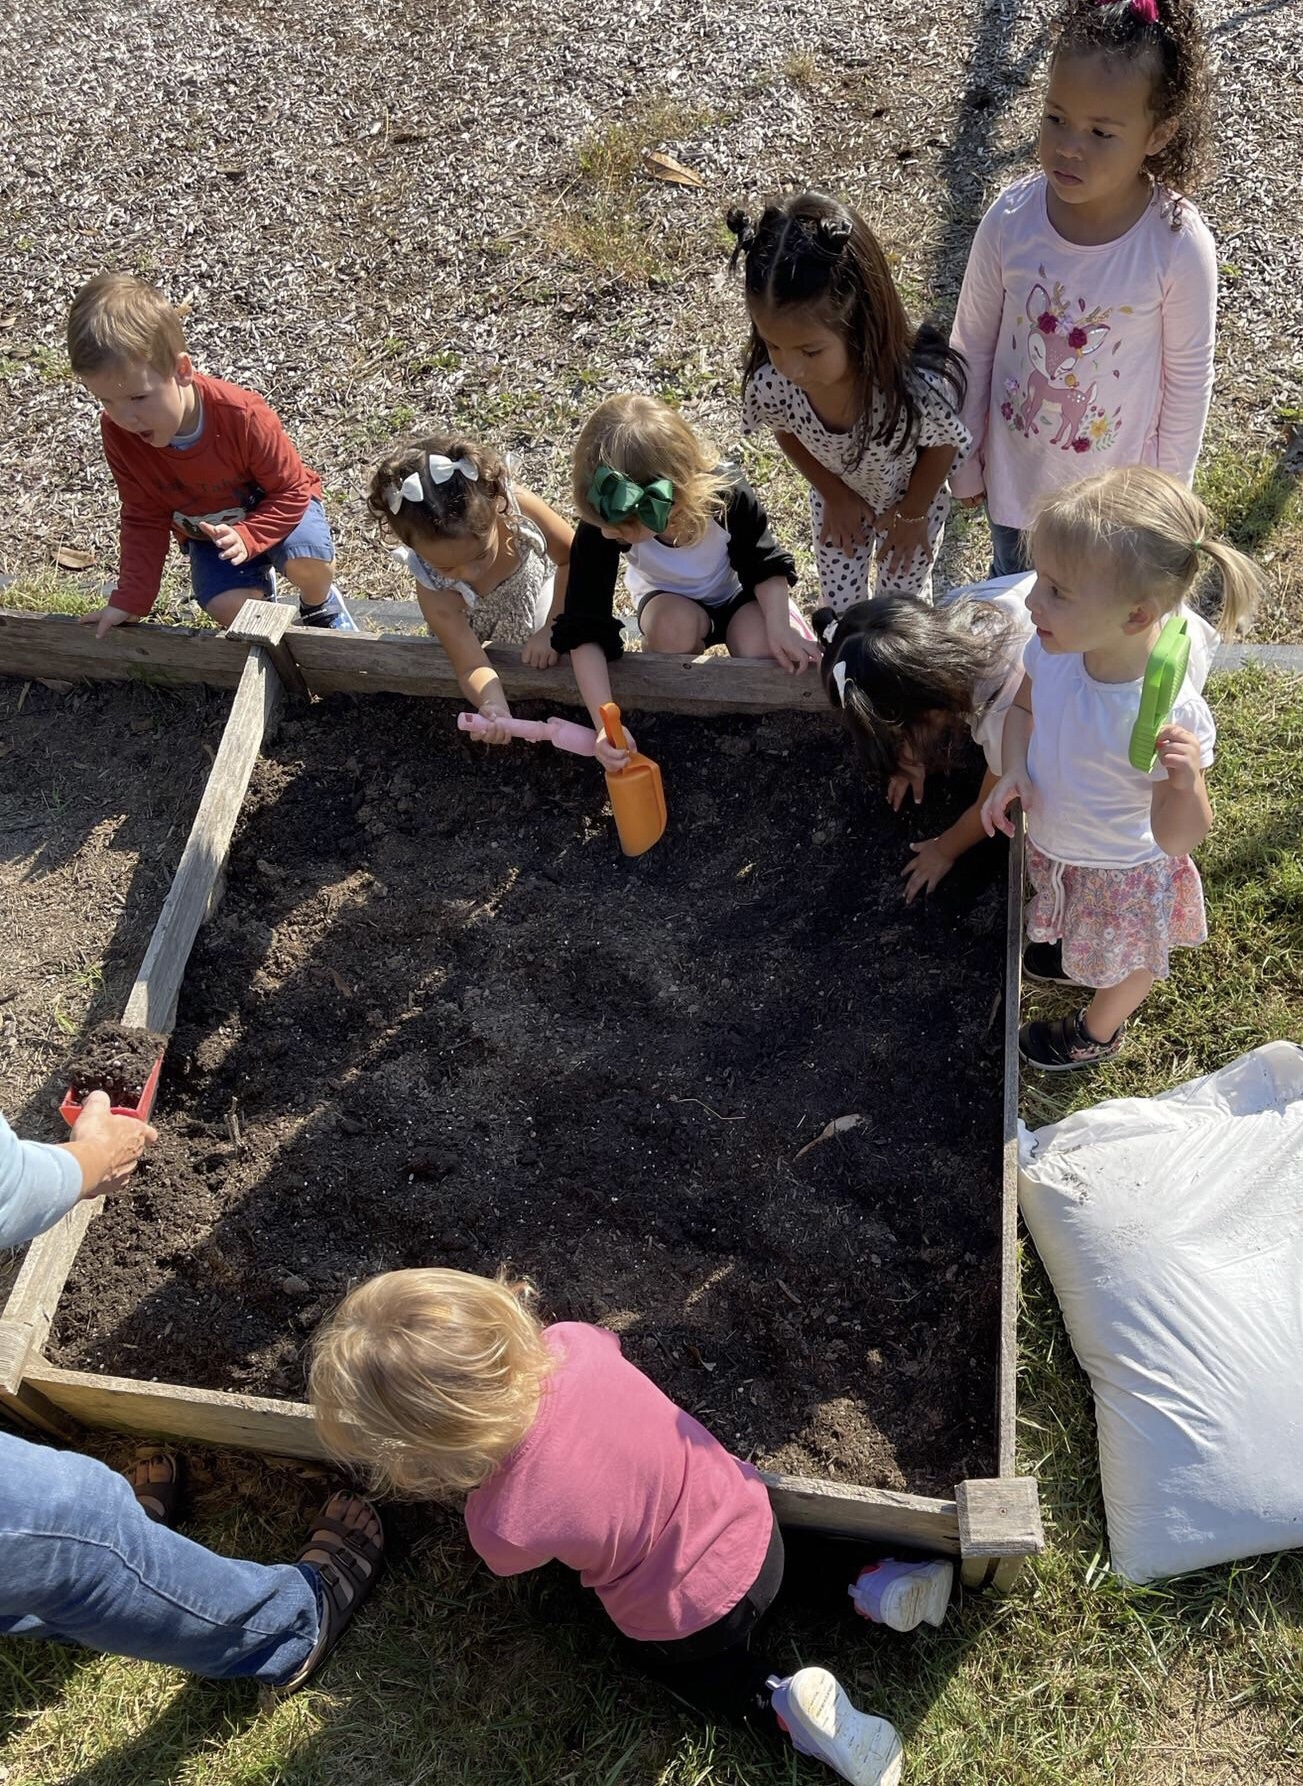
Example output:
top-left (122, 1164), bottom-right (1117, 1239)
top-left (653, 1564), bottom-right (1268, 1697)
top-left (0, 604), bottom-right (1041, 1587)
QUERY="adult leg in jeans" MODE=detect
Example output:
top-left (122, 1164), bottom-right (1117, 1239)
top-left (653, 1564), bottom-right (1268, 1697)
top-left (988, 521), bottom-right (1030, 579)
top-left (0, 1432), bottom-right (318, 1681)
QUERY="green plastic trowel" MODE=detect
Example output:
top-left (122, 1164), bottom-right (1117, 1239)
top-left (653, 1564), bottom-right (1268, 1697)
top-left (1128, 615), bottom-right (1191, 772)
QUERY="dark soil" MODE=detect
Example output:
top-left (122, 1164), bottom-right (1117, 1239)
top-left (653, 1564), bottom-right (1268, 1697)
top-left (64, 1021), bottom-right (168, 1108)
top-left (53, 695), bottom-right (1009, 1494)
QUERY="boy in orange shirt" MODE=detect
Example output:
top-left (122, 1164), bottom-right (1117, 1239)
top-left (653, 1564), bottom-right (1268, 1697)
top-left (68, 274), bottom-right (355, 636)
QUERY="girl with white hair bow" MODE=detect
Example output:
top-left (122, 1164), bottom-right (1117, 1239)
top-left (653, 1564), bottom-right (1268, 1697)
top-left (368, 434), bottom-right (573, 743)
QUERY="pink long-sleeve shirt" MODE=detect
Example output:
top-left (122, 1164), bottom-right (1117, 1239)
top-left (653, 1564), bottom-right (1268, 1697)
top-left (950, 174), bottom-right (1217, 527)
top-left (463, 1323), bottom-right (774, 1642)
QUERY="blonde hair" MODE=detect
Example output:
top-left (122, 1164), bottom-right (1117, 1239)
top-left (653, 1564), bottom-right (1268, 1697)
top-left (308, 1268), bottom-right (554, 1499)
top-left (67, 273), bottom-right (188, 377)
top-left (1029, 465), bottom-right (1261, 640)
top-left (573, 393), bottom-right (731, 546)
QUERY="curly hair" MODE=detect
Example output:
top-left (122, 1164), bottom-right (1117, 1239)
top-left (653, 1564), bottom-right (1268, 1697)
top-left (1050, 0), bottom-right (1213, 195)
top-left (572, 393), bottom-right (731, 547)
top-left (727, 190), bottom-right (967, 469)
top-left (814, 592), bottom-right (1022, 783)
top-left (367, 432), bottom-right (515, 552)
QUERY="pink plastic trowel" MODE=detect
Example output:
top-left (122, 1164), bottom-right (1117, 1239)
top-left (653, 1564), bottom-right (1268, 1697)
top-left (456, 713), bottom-right (598, 756)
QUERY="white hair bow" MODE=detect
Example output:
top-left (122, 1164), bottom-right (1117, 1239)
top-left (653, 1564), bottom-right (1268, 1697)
top-left (831, 660), bottom-right (849, 705)
top-left (384, 454), bottom-right (479, 514)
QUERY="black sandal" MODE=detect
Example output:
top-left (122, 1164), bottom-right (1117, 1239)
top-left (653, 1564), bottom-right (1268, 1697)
top-left (277, 1491), bottom-right (385, 1691)
top-left (128, 1449), bottom-right (185, 1527)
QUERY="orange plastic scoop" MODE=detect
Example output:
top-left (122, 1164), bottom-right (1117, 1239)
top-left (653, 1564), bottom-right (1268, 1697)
top-left (599, 702), bottom-right (667, 857)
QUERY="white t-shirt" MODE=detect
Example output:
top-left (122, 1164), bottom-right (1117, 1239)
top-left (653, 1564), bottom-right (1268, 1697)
top-left (1023, 632), bottom-right (1216, 869)
top-left (950, 174), bottom-right (1217, 528)
top-left (623, 519), bottom-right (740, 608)
top-left (939, 573), bottom-right (1036, 775)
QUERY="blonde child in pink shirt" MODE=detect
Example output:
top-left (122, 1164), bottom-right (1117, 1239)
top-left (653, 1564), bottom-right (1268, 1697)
top-left (310, 1268), bottom-right (953, 1786)
top-left (950, 0), bottom-right (1218, 577)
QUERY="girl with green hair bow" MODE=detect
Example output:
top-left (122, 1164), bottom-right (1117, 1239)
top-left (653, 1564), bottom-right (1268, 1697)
top-left (553, 393), bottom-right (819, 769)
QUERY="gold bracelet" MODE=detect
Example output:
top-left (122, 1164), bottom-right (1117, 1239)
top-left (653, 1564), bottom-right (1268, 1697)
top-left (893, 507), bottom-right (930, 525)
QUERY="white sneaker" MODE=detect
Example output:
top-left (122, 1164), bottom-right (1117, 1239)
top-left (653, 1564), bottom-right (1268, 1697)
top-left (850, 1558), bottom-right (954, 1632)
top-left (770, 1667), bottom-right (903, 1786)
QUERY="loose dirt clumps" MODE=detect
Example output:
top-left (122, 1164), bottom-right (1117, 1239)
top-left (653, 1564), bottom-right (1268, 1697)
top-left (63, 1021), bottom-right (168, 1108)
top-left (54, 696), bottom-right (1009, 1495)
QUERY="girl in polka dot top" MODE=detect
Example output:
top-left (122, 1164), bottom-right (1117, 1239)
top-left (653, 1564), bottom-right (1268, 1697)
top-left (729, 191), bottom-right (971, 613)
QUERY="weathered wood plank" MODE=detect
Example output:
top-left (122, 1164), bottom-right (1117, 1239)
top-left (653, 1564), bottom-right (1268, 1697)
top-left (285, 629), bottom-right (837, 715)
top-left (226, 599), bottom-right (309, 699)
top-left (0, 1377), bottom-right (81, 1440)
top-left (0, 1202), bottom-right (100, 1394)
top-left (955, 1477), bottom-right (1043, 1561)
top-left (122, 650), bottom-right (283, 1034)
top-left (24, 1365), bottom-right (328, 1460)
top-left (997, 821), bottom-right (1025, 1479)
top-left (763, 1471), bottom-right (961, 1552)
top-left (0, 610), bottom-right (250, 689)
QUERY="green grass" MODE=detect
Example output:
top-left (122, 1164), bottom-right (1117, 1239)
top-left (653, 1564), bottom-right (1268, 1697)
top-left (1, 672), bottom-right (1301, 1784)
top-left (1195, 439), bottom-right (1303, 643)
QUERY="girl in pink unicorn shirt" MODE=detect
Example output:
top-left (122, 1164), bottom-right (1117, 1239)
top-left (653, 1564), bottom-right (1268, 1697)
top-left (950, 0), bottom-right (1218, 577)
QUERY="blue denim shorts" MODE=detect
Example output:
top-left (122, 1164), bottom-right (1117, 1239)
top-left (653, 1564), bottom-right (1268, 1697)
top-left (185, 498), bottom-right (335, 609)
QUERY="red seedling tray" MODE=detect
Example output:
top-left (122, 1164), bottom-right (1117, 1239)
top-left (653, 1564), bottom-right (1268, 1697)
top-left (60, 1052), bottom-right (164, 1128)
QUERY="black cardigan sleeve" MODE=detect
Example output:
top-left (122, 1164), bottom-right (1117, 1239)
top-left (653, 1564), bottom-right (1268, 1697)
top-left (550, 520), bottom-right (628, 660)
top-left (721, 469), bottom-right (797, 593)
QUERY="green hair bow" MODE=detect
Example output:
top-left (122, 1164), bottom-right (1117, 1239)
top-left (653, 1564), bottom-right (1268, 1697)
top-left (587, 464), bottom-right (675, 534)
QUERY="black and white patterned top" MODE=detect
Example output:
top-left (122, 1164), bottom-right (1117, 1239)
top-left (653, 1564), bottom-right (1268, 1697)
top-left (741, 362), bottom-right (971, 509)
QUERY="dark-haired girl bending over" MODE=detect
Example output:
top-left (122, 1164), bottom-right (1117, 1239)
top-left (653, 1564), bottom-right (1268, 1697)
top-left (729, 190), bottom-right (970, 611)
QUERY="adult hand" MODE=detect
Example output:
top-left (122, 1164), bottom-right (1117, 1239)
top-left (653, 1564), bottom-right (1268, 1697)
top-left (980, 771), bottom-right (1032, 838)
top-left (818, 488), bottom-right (876, 554)
top-left (200, 521), bottom-right (251, 566)
top-left (595, 723), bottom-right (633, 771)
top-left (955, 491), bottom-right (986, 510)
top-left (78, 604), bottom-right (137, 642)
top-left (70, 1090), bottom-right (158, 1196)
top-left (520, 626), bottom-right (559, 670)
top-left (901, 836), bottom-right (957, 904)
top-left (767, 623), bottom-right (821, 674)
top-left (1154, 723), bottom-right (1202, 791)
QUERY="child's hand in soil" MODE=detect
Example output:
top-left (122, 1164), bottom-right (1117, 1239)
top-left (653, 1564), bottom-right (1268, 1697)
top-left (69, 1090), bottom-right (158, 1195)
top-left (521, 625), bottom-right (559, 670)
top-left (819, 486), bottom-right (876, 553)
top-left (901, 836), bottom-right (956, 903)
top-left (79, 604), bottom-right (138, 641)
top-left (595, 721), bottom-right (634, 771)
top-left (887, 758), bottom-right (926, 811)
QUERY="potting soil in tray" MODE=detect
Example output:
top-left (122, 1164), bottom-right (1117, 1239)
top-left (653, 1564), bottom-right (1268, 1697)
top-left (53, 696), bottom-right (1008, 1493)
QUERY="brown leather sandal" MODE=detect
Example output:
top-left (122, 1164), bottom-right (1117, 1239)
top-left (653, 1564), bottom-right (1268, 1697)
top-left (128, 1449), bottom-right (185, 1527)
top-left (276, 1490), bottom-right (385, 1692)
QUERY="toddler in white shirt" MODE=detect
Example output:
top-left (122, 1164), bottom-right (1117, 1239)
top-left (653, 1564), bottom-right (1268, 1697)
top-left (982, 466), bottom-right (1261, 1072)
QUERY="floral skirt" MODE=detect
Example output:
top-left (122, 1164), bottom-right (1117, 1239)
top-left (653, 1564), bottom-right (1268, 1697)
top-left (1025, 844), bottom-right (1207, 986)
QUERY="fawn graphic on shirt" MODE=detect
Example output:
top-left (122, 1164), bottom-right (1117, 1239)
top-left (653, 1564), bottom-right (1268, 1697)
top-left (1000, 277), bottom-right (1128, 455)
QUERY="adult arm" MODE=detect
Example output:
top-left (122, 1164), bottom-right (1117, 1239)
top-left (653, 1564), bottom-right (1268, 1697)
top-left (1155, 219), bottom-right (1218, 485)
top-left (0, 1095), bottom-right (156, 1249)
top-left (947, 201), bottom-right (1006, 501)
